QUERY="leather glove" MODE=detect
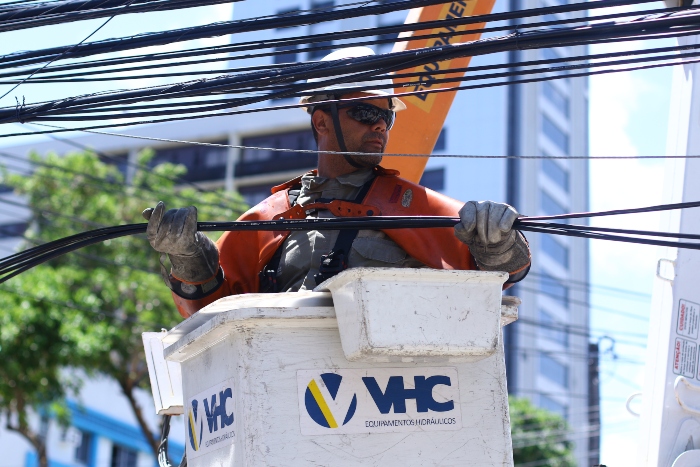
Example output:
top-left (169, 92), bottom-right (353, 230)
top-left (454, 200), bottom-right (530, 273)
top-left (142, 201), bottom-right (219, 284)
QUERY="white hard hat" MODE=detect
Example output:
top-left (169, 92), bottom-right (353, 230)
top-left (299, 46), bottom-right (406, 112)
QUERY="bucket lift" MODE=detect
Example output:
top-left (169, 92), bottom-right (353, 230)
top-left (144, 268), bottom-right (520, 466)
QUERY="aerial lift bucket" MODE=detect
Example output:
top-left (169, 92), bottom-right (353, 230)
top-left (144, 268), bottom-right (519, 466)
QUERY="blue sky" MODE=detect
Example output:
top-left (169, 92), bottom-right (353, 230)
top-left (0, 1), bottom-right (680, 464)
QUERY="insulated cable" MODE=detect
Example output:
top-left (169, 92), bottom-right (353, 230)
top-left (3, 8), bottom-right (699, 126)
top-left (2, 201), bottom-right (700, 284)
top-left (0, 0), bottom-right (674, 83)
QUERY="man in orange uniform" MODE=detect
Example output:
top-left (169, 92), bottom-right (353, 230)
top-left (144, 48), bottom-right (531, 319)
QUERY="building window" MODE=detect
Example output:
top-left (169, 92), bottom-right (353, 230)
top-left (540, 272), bottom-right (569, 308)
top-left (238, 183), bottom-right (277, 206)
top-left (0, 222), bottom-right (27, 238)
top-left (542, 235), bottom-right (568, 269)
top-left (237, 129), bottom-right (317, 177)
top-left (540, 353), bottom-right (569, 387)
top-left (99, 153), bottom-right (129, 177)
top-left (150, 142), bottom-right (228, 183)
top-left (376, 21), bottom-right (402, 54)
top-left (542, 114), bottom-right (569, 154)
top-left (434, 127), bottom-right (447, 151)
top-left (74, 430), bottom-right (92, 464)
top-left (308, 40), bottom-right (333, 60)
top-left (275, 7), bottom-right (300, 26)
top-left (542, 81), bottom-right (569, 117)
top-left (419, 168), bottom-right (445, 192)
top-left (539, 309), bottom-right (568, 346)
top-left (0, 183), bottom-right (13, 193)
top-left (541, 156), bottom-right (569, 192)
top-left (540, 190), bottom-right (567, 216)
top-left (273, 44), bottom-right (299, 64)
top-left (111, 445), bottom-right (137, 467)
top-left (539, 394), bottom-right (568, 420)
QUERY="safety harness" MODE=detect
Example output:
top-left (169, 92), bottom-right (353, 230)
top-left (258, 176), bottom-right (375, 292)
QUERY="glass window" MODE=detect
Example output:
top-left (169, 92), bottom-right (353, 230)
top-left (538, 309), bottom-right (568, 346)
top-left (376, 22), bottom-right (401, 54)
top-left (237, 129), bottom-right (317, 177)
top-left (111, 445), bottom-right (137, 467)
top-left (74, 430), bottom-right (92, 464)
top-left (542, 81), bottom-right (569, 117)
top-left (434, 127), bottom-right (447, 151)
top-left (308, 40), bottom-right (333, 60)
top-left (542, 114), bottom-right (569, 154)
top-left (238, 183), bottom-right (277, 206)
top-left (0, 183), bottom-right (12, 193)
top-left (273, 44), bottom-right (299, 64)
top-left (540, 272), bottom-right (569, 308)
top-left (542, 235), bottom-right (568, 268)
top-left (99, 153), bottom-right (129, 177)
top-left (0, 222), bottom-right (27, 239)
top-left (541, 155), bottom-right (569, 191)
top-left (540, 190), bottom-right (567, 216)
top-left (419, 168), bottom-right (445, 192)
top-left (150, 141), bottom-right (228, 183)
top-left (539, 394), bottom-right (568, 420)
top-left (540, 353), bottom-right (568, 387)
top-left (311, 0), bottom-right (334, 11)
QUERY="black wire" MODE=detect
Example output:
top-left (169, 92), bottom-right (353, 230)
top-left (0, 0), bottom-right (670, 83)
top-left (3, 8), bottom-right (698, 125)
top-left (0, 0), bottom-right (450, 69)
top-left (0, 0), bottom-right (239, 33)
top-left (8, 48), bottom-right (700, 138)
top-left (24, 46), bottom-right (696, 121)
top-left (3, 198), bottom-right (700, 283)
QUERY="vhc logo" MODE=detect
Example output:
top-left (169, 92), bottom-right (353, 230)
top-left (186, 382), bottom-right (235, 457)
top-left (298, 368), bottom-right (462, 435)
top-left (304, 373), bottom-right (358, 428)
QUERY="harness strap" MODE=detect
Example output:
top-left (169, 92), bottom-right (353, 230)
top-left (258, 176), bottom-right (376, 292)
top-left (329, 101), bottom-right (364, 169)
top-left (313, 177), bottom-right (375, 286)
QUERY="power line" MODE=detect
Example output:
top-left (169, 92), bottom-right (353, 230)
top-left (3, 7), bottom-right (698, 125)
top-left (0, 0), bottom-right (238, 33)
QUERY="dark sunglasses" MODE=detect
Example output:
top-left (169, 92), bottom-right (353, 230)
top-left (316, 103), bottom-right (396, 130)
top-left (340, 103), bottom-right (396, 130)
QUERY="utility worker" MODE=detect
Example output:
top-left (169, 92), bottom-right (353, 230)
top-left (143, 47), bottom-right (531, 318)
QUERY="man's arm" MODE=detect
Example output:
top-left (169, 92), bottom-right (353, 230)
top-left (143, 201), bottom-right (226, 317)
top-left (454, 201), bottom-right (531, 284)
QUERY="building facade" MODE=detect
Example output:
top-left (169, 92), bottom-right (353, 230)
top-left (0, 0), bottom-right (591, 464)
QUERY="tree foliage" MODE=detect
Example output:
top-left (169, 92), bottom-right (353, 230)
top-left (510, 396), bottom-right (577, 467)
top-left (0, 150), bottom-right (245, 464)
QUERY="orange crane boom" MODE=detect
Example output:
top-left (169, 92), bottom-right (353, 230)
top-left (383, 0), bottom-right (497, 182)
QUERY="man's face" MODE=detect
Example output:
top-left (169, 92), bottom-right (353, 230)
top-left (323, 92), bottom-right (392, 168)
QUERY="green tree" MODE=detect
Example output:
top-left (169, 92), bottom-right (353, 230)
top-left (510, 396), bottom-right (577, 467)
top-left (0, 150), bottom-right (245, 465)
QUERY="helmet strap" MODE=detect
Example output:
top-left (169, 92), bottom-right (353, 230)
top-left (329, 101), bottom-right (364, 169)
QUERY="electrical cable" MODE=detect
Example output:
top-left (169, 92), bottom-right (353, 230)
top-left (21, 122), bottom-right (700, 163)
top-left (0, 1), bottom-right (678, 83)
top-left (0, 0), bottom-right (452, 69)
top-left (1, 2), bottom-right (691, 124)
top-left (0, 0), bottom-right (134, 102)
top-left (0, 0), bottom-right (239, 33)
top-left (7, 46), bottom-right (700, 136)
top-left (2, 199), bottom-right (700, 283)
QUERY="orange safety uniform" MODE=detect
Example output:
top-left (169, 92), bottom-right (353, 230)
top-left (172, 167), bottom-right (529, 318)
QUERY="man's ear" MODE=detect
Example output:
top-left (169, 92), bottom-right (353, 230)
top-left (311, 109), bottom-right (331, 136)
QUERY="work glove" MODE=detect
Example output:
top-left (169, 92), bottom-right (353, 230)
top-left (454, 200), bottom-right (530, 273)
top-left (142, 201), bottom-right (220, 284)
